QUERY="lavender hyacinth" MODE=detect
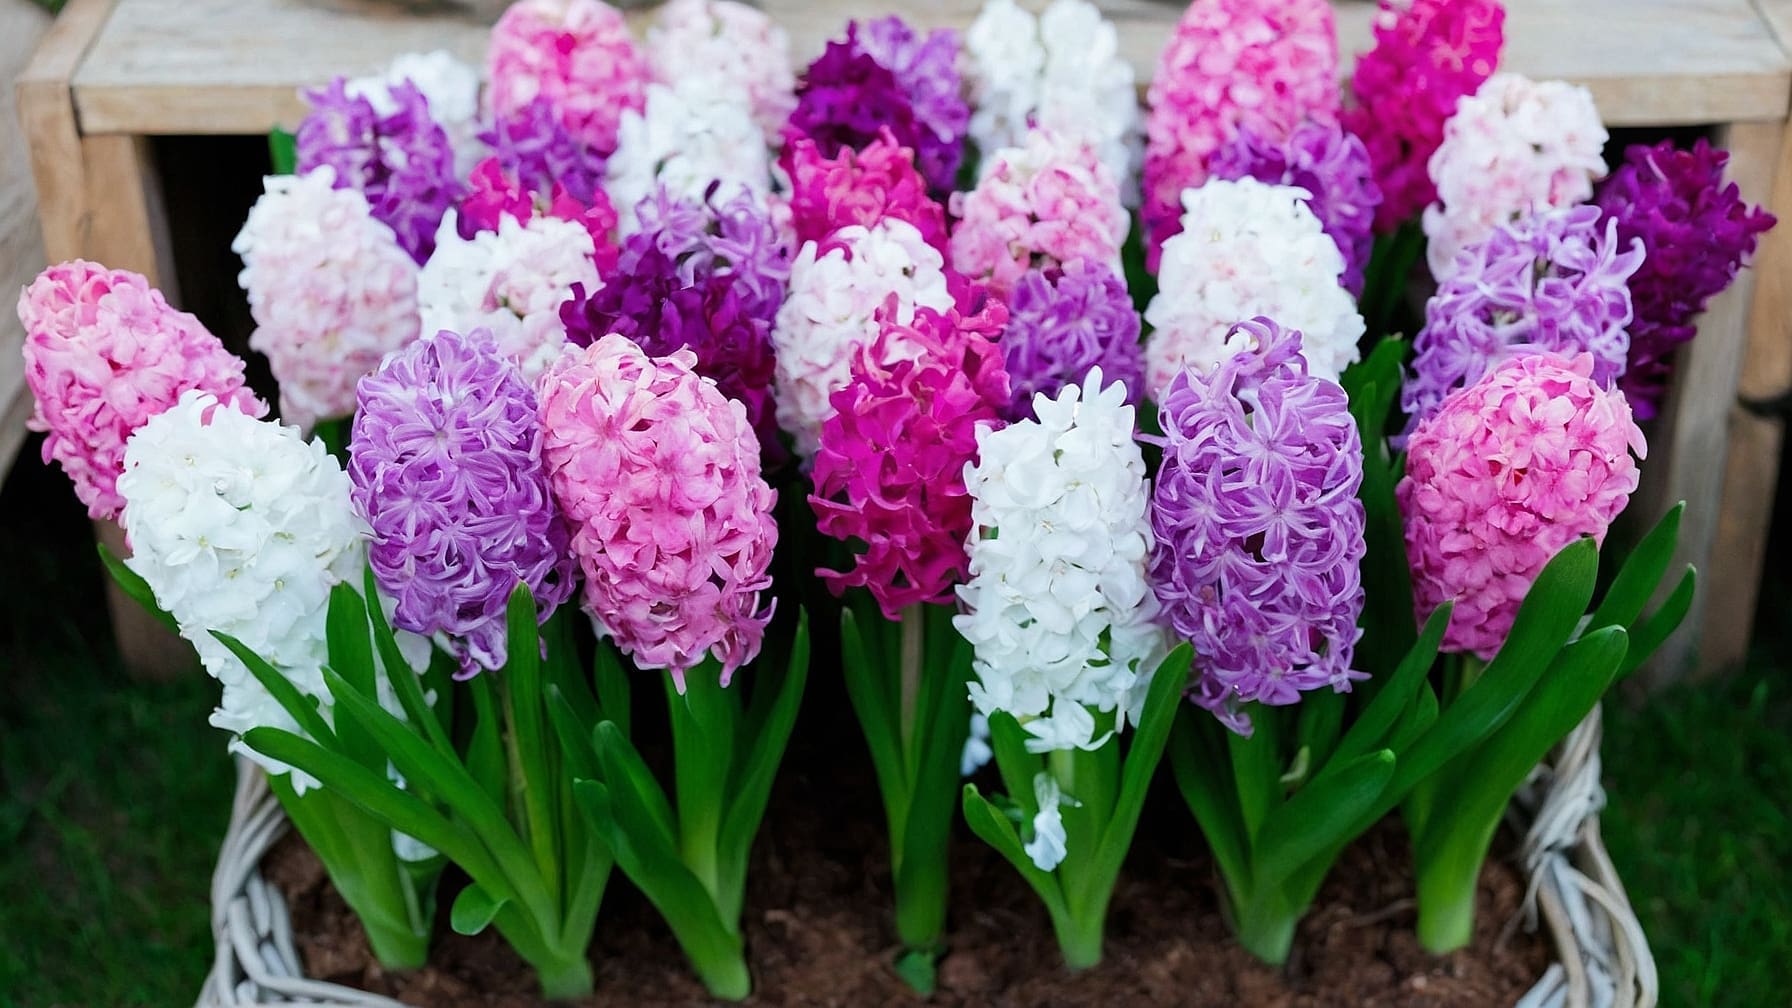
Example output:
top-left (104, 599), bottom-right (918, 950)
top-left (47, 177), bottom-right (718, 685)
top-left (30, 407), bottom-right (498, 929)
top-left (349, 327), bottom-right (577, 676)
top-left (1149, 318), bottom-right (1366, 734)
top-left (628, 185), bottom-right (792, 325)
top-left (481, 95), bottom-right (608, 207)
top-left (1402, 205), bottom-right (1642, 435)
top-left (1209, 121), bottom-right (1382, 296)
top-left (855, 16), bottom-right (969, 189)
top-left (1001, 261), bottom-right (1144, 419)
top-left (297, 78), bottom-right (462, 264)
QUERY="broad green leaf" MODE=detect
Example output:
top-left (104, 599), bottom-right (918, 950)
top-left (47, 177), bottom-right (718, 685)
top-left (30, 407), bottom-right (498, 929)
top-left (594, 721), bottom-right (679, 855)
top-left (591, 640), bottom-right (632, 737)
top-left (1619, 566), bottom-right (1696, 679)
top-left (1590, 503), bottom-right (1683, 633)
top-left (962, 784), bottom-right (1067, 920)
top-left (466, 673), bottom-right (506, 808)
top-left (268, 127), bottom-right (297, 175)
top-left (1093, 646), bottom-right (1192, 881)
top-left (324, 583), bottom-right (383, 770)
top-left (719, 614), bottom-right (810, 880)
top-left (1228, 706), bottom-right (1281, 844)
top-left (361, 567), bottom-right (454, 760)
top-left (96, 543), bottom-right (180, 633)
top-left (501, 583), bottom-right (560, 890)
top-left (986, 711), bottom-right (1042, 817)
top-left (1293, 688), bottom-right (1345, 774)
top-left (1254, 750), bottom-right (1395, 887)
top-left (545, 685), bottom-right (604, 783)
top-left (840, 608), bottom-right (905, 810)
top-left (214, 632), bottom-right (335, 745)
top-left (450, 882), bottom-right (507, 936)
top-left (1169, 707), bottom-right (1250, 899)
top-left (1330, 604), bottom-right (1450, 767)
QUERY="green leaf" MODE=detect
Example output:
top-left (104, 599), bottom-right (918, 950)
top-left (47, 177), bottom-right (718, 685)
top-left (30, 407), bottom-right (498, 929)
top-left (450, 882), bottom-right (507, 936)
top-left (718, 612), bottom-right (810, 884)
top-left (1590, 503), bottom-right (1683, 633)
top-left (465, 674), bottom-right (507, 807)
top-left (1619, 566), bottom-right (1696, 678)
top-left (593, 721), bottom-right (679, 856)
top-left (501, 583), bottom-right (560, 891)
top-left (361, 567), bottom-right (455, 760)
top-left (213, 632), bottom-right (335, 746)
top-left (1331, 604), bottom-right (1450, 767)
top-left (839, 607), bottom-right (905, 811)
top-left (1093, 646), bottom-right (1192, 878)
top-left (1169, 707), bottom-right (1250, 900)
top-left (591, 641), bottom-right (632, 737)
top-left (961, 784), bottom-right (1066, 919)
top-left (1343, 337), bottom-right (1418, 677)
top-left (323, 583), bottom-right (383, 770)
top-left (1293, 688), bottom-right (1344, 776)
top-left (1254, 750), bottom-right (1396, 888)
top-left (95, 543), bottom-right (180, 634)
top-left (546, 686), bottom-right (604, 783)
top-left (986, 712), bottom-right (1042, 817)
top-left (268, 127), bottom-right (297, 175)
top-left (1228, 706), bottom-right (1281, 844)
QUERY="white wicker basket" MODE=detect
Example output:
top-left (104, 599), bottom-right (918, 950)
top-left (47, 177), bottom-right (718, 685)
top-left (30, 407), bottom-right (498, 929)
top-left (194, 706), bottom-right (1655, 1008)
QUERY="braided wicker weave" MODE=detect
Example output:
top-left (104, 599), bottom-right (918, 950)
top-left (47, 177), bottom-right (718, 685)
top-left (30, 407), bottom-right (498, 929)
top-left (194, 706), bottom-right (1654, 1008)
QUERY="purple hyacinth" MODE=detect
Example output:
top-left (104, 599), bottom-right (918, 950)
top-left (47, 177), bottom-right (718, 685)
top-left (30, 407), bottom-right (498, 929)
top-left (855, 16), bottom-right (968, 190)
top-left (628, 185), bottom-right (791, 326)
top-left (1001, 261), bottom-right (1144, 420)
top-left (348, 328), bottom-right (577, 677)
top-left (1209, 120), bottom-right (1383, 296)
top-left (1149, 317), bottom-right (1366, 735)
top-left (296, 79), bottom-right (461, 264)
top-left (1593, 139), bottom-right (1777, 419)
top-left (1401, 205), bottom-right (1642, 437)
top-left (481, 94), bottom-right (607, 208)
top-left (786, 22), bottom-right (961, 193)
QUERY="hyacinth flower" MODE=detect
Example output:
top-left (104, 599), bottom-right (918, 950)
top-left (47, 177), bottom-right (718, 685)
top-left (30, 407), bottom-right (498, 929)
top-left (486, 0), bottom-right (650, 160)
top-left (808, 294), bottom-right (1009, 990)
top-left (537, 335), bottom-right (806, 1000)
top-left (458, 156), bottom-right (621, 275)
top-left (956, 372), bottom-right (1192, 969)
top-left (780, 129), bottom-right (949, 254)
top-left (605, 82), bottom-right (772, 233)
top-left (1001, 260), bottom-right (1144, 420)
top-left (108, 391), bottom-right (445, 971)
top-left (646, 0), bottom-right (796, 138)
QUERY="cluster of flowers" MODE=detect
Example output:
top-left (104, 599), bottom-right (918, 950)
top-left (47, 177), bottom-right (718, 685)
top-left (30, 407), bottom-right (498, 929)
top-left (15, 0), bottom-right (1775, 995)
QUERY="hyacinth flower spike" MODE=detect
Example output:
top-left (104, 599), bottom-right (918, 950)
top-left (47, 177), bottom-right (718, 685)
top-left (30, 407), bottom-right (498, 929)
top-left (538, 335), bottom-right (806, 1001)
top-left (954, 371), bottom-right (1193, 969)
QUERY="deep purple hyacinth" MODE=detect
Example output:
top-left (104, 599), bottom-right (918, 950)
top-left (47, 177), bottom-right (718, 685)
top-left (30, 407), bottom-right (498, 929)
top-left (1593, 138), bottom-right (1777, 419)
top-left (1401, 205), bottom-right (1642, 437)
top-left (786, 23), bottom-right (960, 193)
top-left (481, 94), bottom-right (607, 208)
top-left (348, 327), bottom-right (577, 677)
top-left (1209, 120), bottom-right (1382, 296)
top-left (854, 16), bottom-right (968, 190)
top-left (628, 185), bottom-right (791, 327)
top-left (296, 79), bottom-right (461, 264)
top-left (1149, 317), bottom-right (1366, 735)
top-left (1001, 261), bottom-right (1144, 420)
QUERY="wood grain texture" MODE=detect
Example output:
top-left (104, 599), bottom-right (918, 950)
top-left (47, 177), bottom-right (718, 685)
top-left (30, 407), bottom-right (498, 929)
top-left (1, 0), bottom-right (53, 475)
top-left (65, 0), bottom-right (1792, 136)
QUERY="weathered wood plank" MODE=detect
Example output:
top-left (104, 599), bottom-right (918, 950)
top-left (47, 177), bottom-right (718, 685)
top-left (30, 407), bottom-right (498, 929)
top-left (67, 0), bottom-right (1792, 136)
top-left (1, 0), bottom-right (54, 475)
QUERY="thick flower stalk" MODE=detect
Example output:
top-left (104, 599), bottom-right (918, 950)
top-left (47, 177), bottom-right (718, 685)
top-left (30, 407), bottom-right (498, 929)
top-left (1143, 177), bottom-right (1363, 397)
top-left (646, 0), bottom-right (795, 137)
top-left (486, 0), bottom-right (650, 158)
top-left (780, 129), bottom-right (948, 254)
top-left (962, 0), bottom-right (1141, 204)
top-left (1209, 120), bottom-right (1382, 295)
top-left (537, 335), bottom-right (778, 688)
top-left (1593, 138), bottom-right (1778, 418)
top-left (606, 83), bottom-right (772, 234)
top-left (481, 95), bottom-right (608, 208)
top-left (958, 371), bottom-right (1163, 754)
top-left (1150, 318), bottom-right (1366, 733)
top-left (1403, 205), bottom-right (1642, 434)
top-left (948, 128), bottom-right (1129, 296)
top-left (349, 328), bottom-right (577, 676)
top-left (1399, 352), bottom-right (1644, 659)
top-left (235, 168), bottom-right (419, 430)
top-left (1344, 0), bottom-right (1505, 231)
top-left (459, 157), bottom-right (621, 275)
top-left (810, 293), bottom-right (1010, 618)
top-left (296, 76), bottom-right (462, 264)
top-left (772, 219), bottom-right (953, 458)
top-left (1001, 261), bottom-right (1143, 420)
top-left (418, 209), bottom-right (599, 381)
top-left (1143, 0), bottom-right (1340, 266)
top-left (19, 261), bottom-right (265, 521)
top-left (1423, 73), bottom-right (1608, 276)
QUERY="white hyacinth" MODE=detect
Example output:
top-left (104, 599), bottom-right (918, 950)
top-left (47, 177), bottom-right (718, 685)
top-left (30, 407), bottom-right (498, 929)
top-left (963, 0), bottom-right (1142, 204)
top-left (1423, 73), bottom-right (1608, 277)
top-left (418, 209), bottom-right (599, 381)
top-left (346, 50), bottom-right (484, 176)
top-left (955, 372), bottom-right (1164, 755)
top-left (1143, 177), bottom-right (1364, 397)
top-left (646, 0), bottom-right (796, 138)
top-left (771, 218), bottom-right (953, 459)
top-left (1023, 771), bottom-right (1073, 871)
top-left (605, 82), bottom-right (771, 235)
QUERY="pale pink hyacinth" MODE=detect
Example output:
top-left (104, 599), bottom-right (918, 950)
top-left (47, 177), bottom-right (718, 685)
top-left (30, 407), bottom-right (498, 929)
top-left (418, 209), bottom-right (600, 381)
top-left (647, 0), bottom-right (795, 137)
top-left (487, 0), bottom-right (650, 157)
top-left (234, 168), bottom-right (419, 430)
top-left (1142, 0), bottom-right (1340, 267)
top-left (1398, 352), bottom-right (1643, 659)
top-left (537, 334), bottom-right (778, 687)
top-left (1423, 73), bottom-right (1608, 277)
top-left (948, 128), bottom-right (1128, 296)
top-left (19, 261), bottom-right (266, 520)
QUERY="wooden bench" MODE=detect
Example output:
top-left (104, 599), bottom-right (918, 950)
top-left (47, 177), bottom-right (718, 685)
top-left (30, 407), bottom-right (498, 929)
top-left (13, 0), bottom-right (1792, 682)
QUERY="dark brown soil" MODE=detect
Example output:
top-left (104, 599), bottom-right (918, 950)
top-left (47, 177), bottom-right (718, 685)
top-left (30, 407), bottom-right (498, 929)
top-left (265, 681), bottom-right (1549, 1007)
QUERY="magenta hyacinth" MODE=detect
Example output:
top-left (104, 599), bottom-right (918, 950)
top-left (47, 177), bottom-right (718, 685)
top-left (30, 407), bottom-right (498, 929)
top-left (810, 291), bottom-right (1011, 619)
top-left (780, 129), bottom-right (948, 254)
top-left (1149, 318), bottom-right (1366, 734)
top-left (1001, 261), bottom-right (1144, 420)
top-left (1209, 120), bottom-right (1383, 295)
top-left (625, 184), bottom-right (792, 327)
top-left (19, 261), bottom-right (267, 521)
top-left (296, 78), bottom-right (462, 264)
top-left (458, 156), bottom-right (621, 276)
top-left (485, 0), bottom-right (649, 159)
top-left (1344, 0), bottom-right (1505, 232)
top-left (1592, 139), bottom-right (1777, 419)
top-left (537, 335), bottom-right (778, 687)
top-left (1399, 352), bottom-right (1643, 659)
top-left (1402, 205), bottom-right (1642, 436)
top-left (853, 16), bottom-right (969, 191)
top-left (349, 328), bottom-right (576, 676)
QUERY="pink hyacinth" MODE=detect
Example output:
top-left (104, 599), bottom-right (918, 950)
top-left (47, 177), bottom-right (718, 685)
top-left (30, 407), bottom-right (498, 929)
top-left (460, 156), bottom-right (621, 275)
top-left (1398, 352), bottom-right (1644, 659)
top-left (780, 129), bottom-right (948, 254)
top-left (19, 261), bottom-right (266, 520)
top-left (809, 290), bottom-right (1011, 619)
top-left (487, 0), bottom-right (650, 158)
top-left (948, 128), bottom-right (1128, 296)
top-left (537, 334), bottom-right (778, 687)
top-left (1142, 0), bottom-right (1340, 268)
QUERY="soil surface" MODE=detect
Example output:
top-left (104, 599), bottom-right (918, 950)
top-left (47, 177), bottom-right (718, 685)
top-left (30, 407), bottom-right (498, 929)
top-left (265, 680), bottom-right (1549, 1007)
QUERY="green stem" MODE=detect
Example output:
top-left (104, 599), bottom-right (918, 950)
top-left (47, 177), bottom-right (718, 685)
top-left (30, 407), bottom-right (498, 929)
top-left (531, 945), bottom-right (595, 1000)
top-left (501, 687), bottom-right (560, 915)
top-left (1050, 905), bottom-right (1107, 972)
top-left (899, 604), bottom-right (923, 756)
top-left (669, 662), bottom-right (729, 906)
top-left (1415, 854), bottom-right (1479, 953)
top-left (1232, 888), bottom-right (1300, 966)
top-left (359, 910), bottom-right (431, 972)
